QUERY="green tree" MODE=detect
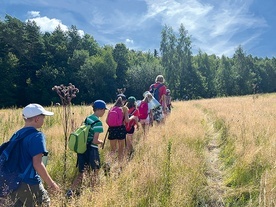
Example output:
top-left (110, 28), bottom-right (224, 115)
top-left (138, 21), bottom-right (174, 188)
top-left (193, 51), bottom-right (218, 98)
top-left (232, 46), bottom-right (254, 95)
top-left (77, 46), bottom-right (117, 103)
top-left (112, 43), bottom-right (130, 89)
top-left (127, 59), bottom-right (164, 99)
top-left (81, 34), bottom-right (100, 56)
top-left (215, 55), bottom-right (234, 96)
top-left (160, 25), bottom-right (178, 96)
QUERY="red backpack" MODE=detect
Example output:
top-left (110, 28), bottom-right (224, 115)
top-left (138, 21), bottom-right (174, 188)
top-left (125, 108), bottom-right (137, 131)
top-left (138, 101), bottom-right (148, 119)
top-left (107, 106), bottom-right (124, 127)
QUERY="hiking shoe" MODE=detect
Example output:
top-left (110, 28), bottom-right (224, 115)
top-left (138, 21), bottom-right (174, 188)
top-left (65, 189), bottom-right (73, 198)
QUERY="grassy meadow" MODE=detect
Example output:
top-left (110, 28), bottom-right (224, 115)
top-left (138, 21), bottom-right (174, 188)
top-left (0, 93), bottom-right (275, 206)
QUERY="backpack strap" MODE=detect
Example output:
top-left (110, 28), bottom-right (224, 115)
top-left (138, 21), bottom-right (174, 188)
top-left (84, 118), bottom-right (101, 144)
top-left (156, 83), bottom-right (164, 90)
top-left (84, 117), bottom-right (100, 126)
top-left (129, 108), bottom-right (136, 116)
top-left (18, 162), bottom-right (33, 179)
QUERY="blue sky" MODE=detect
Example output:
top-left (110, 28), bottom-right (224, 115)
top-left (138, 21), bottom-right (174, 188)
top-left (1, 0), bottom-right (275, 58)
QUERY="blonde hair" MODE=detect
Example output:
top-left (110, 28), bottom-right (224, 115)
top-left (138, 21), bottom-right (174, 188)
top-left (155, 75), bottom-right (165, 83)
top-left (143, 93), bottom-right (153, 103)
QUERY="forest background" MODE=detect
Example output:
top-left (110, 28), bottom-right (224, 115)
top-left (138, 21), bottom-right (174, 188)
top-left (0, 15), bottom-right (276, 108)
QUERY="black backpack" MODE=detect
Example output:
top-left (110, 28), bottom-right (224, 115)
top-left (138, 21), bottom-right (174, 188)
top-left (0, 128), bottom-right (37, 197)
top-left (150, 83), bottom-right (163, 102)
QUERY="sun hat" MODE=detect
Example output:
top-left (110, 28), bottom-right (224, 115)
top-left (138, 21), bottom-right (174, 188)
top-left (23, 103), bottom-right (54, 119)
top-left (127, 96), bottom-right (136, 103)
top-left (93, 100), bottom-right (109, 110)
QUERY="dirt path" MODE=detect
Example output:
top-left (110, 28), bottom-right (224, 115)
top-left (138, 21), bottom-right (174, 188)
top-left (204, 116), bottom-right (231, 206)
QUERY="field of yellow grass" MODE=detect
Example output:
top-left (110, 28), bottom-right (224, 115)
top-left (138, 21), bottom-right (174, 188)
top-left (0, 93), bottom-right (275, 206)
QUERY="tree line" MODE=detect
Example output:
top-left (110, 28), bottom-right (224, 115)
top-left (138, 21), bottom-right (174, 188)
top-left (0, 15), bottom-right (275, 108)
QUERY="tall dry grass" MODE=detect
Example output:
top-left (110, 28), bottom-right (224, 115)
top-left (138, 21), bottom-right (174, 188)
top-left (0, 93), bottom-right (275, 206)
top-left (197, 94), bottom-right (276, 206)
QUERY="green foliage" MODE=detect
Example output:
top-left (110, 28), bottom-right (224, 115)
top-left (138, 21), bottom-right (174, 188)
top-left (0, 15), bottom-right (276, 107)
top-left (226, 158), bottom-right (267, 188)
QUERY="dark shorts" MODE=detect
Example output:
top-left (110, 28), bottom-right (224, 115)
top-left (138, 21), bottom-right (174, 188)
top-left (77, 146), bottom-right (100, 172)
top-left (126, 125), bottom-right (135, 134)
top-left (108, 125), bottom-right (127, 140)
top-left (10, 182), bottom-right (50, 207)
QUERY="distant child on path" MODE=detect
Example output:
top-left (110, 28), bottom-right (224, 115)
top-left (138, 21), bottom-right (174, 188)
top-left (67, 100), bottom-right (108, 197)
top-left (165, 89), bottom-right (173, 113)
top-left (138, 92), bottom-right (153, 139)
top-left (125, 96), bottom-right (140, 156)
top-left (6, 104), bottom-right (60, 206)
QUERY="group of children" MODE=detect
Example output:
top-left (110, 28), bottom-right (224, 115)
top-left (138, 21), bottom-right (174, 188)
top-left (0, 75), bottom-right (172, 205)
top-left (67, 74), bottom-right (173, 198)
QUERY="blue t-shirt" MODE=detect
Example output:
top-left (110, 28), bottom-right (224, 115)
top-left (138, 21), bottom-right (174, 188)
top-left (18, 127), bottom-right (48, 185)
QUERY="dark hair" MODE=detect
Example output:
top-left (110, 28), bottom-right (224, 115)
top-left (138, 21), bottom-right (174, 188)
top-left (114, 97), bottom-right (125, 107)
top-left (92, 106), bottom-right (101, 112)
top-left (117, 94), bottom-right (126, 101)
top-left (126, 101), bottom-right (136, 109)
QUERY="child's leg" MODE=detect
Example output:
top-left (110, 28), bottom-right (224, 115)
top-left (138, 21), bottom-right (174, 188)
top-left (91, 169), bottom-right (99, 189)
top-left (109, 139), bottom-right (117, 156)
top-left (143, 124), bottom-right (150, 139)
top-left (71, 172), bottom-right (84, 191)
top-left (117, 139), bottom-right (125, 162)
top-left (126, 134), bottom-right (133, 154)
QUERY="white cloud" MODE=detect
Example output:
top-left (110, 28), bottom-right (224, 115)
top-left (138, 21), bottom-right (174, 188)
top-left (27, 11), bottom-right (40, 18)
top-left (126, 39), bottom-right (134, 44)
top-left (26, 11), bottom-right (84, 37)
top-left (143, 0), bottom-right (267, 56)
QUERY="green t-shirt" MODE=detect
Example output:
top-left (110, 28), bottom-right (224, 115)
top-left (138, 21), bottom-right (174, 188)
top-left (85, 114), bottom-right (104, 145)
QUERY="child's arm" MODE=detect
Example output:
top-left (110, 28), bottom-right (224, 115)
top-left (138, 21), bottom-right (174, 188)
top-left (92, 132), bottom-right (103, 145)
top-left (33, 154), bottom-right (60, 192)
top-left (123, 107), bottom-right (134, 123)
top-left (149, 110), bottom-right (153, 126)
top-left (134, 116), bottom-right (140, 130)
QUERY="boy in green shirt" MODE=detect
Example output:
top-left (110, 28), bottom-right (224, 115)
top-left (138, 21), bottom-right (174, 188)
top-left (67, 100), bottom-right (108, 197)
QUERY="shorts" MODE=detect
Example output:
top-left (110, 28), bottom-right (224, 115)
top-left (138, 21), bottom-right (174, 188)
top-left (108, 125), bottom-right (126, 140)
top-left (10, 182), bottom-right (50, 207)
top-left (126, 126), bottom-right (135, 134)
top-left (77, 146), bottom-right (101, 172)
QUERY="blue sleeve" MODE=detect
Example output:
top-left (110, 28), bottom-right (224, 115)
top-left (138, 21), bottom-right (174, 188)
top-left (28, 132), bottom-right (48, 157)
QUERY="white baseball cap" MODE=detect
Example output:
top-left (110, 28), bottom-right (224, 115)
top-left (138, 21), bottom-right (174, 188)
top-left (23, 103), bottom-right (54, 119)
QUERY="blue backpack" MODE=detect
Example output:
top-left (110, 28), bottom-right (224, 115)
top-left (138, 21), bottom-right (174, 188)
top-left (0, 128), bottom-right (37, 197)
top-left (150, 84), bottom-right (163, 102)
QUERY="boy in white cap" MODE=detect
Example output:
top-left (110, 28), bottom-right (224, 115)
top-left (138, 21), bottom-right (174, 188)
top-left (8, 103), bottom-right (60, 206)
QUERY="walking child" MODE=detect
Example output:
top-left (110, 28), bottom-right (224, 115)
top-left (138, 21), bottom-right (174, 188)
top-left (67, 100), bottom-right (108, 197)
top-left (106, 94), bottom-right (134, 163)
top-left (125, 96), bottom-right (140, 156)
top-left (165, 89), bottom-right (173, 113)
top-left (138, 92), bottom-right (153, 139)
top-left (1, 103), bottom-right (60, 206)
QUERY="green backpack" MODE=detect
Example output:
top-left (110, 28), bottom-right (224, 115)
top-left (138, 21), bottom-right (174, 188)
top-left (69, 118), bottom-right (100, 154)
